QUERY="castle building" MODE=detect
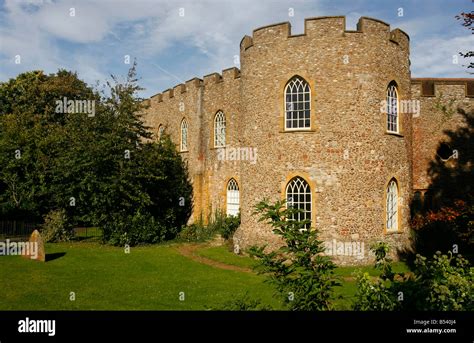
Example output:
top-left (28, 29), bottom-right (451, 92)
top-left (143, 16), bottom-right (474, 264)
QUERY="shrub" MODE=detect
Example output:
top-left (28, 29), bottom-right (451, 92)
top-left (103, 211), bottom-right (171, 246)
top-left (220, 293), bottom-right (272, 311)
top-left (220, 213), bottom-right (240, 240)
top-left (414, 251), bottom-right (473, 310)
top-left (411, 200), bottom-right (473, 259)
top-left (353, 242), bottom-right (473, 311)
top-left (41, 209), bottom-right (74, 243)
top-left (353, 272), bottom-right (399, 311)
top-left (248, 200), bottom-right (340, 311)
top-left (177, 209), bottom-right (233, 242)
top-left (177, 223), bottom-right (207, 242)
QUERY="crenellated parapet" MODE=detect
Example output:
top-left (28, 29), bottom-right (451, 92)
top-left (148, 68), bottom-right (240, 105)
top-left (240, 16), bottom-right (409, 52)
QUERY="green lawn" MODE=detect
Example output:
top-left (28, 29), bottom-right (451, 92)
top-left (0, 241), bottom-right (280, 310)
top-left (194, 245), bottom-right (410, 310)
top-left (0, 241), bottom-right (409, 310)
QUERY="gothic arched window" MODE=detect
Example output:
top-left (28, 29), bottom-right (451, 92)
top-left (285, 76), bottom-right (311, 130)
top-left (226, 178), bottom-right (240, 216)
top-left (386, 179), bottom-right (399, 232)
top-left (180, 119), bottom-right (188, 151)
top-left (286, 176), bottom-right (312, 228)
top-left (387, 82), bottom-right (399, 133)
top-left (158, 125), bottom-right (165, 140)
top-left (214, 111), bottom-right (226, 147)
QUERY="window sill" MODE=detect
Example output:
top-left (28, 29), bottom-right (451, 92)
top-left (210, 146), bottom-right (226, 150)
top-left (180, 150), bottom-right (189, 153)
top-left (385, 131), bottom-right (404, 138)
top-left (280, 129), bottom-right (316, 133)
top-left (385, 229), bottom-right (401, 235)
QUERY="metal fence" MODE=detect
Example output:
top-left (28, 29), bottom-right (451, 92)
top-left (0, 221), bottom-right (38, 240)
top-left (0, 221), bottom-right (101, 240)
top-left (73, 227), bottom-right (102, 239)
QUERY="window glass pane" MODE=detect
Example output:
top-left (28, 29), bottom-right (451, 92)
top-left (285, 77), bottom-right (311, 130)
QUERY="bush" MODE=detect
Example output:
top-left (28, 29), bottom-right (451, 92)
top-left (177, 209), bottom-right (235, 242)
top-left (220, 293), bottom-right (272, 311)
top-left (414, 251), bottom-right (473, 310)
top-left (41, 209), bottom-right (74, 243)
top-left (353, 242), bottom-right (473, 311)
top-left (220, 213), bottom-right (240, 240)
top-left (177, 222), bottom-right (208, 242)
top-left (353, 272), bottom-right (399, 311)
top-left (353, 242), bottom-right (403, 310)
top-left (411, 200), bottom-right (473, 259)
top-left (248, 200), bottom-right (340, 311)
top-left (103, 211), bottom-right (171, 246)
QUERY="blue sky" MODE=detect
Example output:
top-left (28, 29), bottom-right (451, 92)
top-left (0, 0), bottom-right (472, 98)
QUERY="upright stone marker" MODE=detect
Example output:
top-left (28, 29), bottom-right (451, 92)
top-left (22, 229), bottom-right (46, 262)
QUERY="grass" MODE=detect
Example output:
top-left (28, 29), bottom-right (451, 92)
top-left (0, 241), bottom-right (410, 310)
top-left (196, 245), bottom-right (258, 269)
top-left (0, 241), bottom-right (281, 310)
top-left (194, 245), bottom-right (410, 310)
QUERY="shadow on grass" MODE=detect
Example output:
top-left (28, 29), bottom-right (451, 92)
top-left (46, 252), bottom-right (66, 262)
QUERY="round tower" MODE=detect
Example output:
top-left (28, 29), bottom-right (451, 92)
top-left (234, 16), bottom-right (413, 264)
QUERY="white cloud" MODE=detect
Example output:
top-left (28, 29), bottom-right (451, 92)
top-left (411, 35), bottom-right (474, 77)
top-left (0, 0), bottom-right (471, 97)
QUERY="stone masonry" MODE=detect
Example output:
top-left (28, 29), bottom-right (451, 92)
top-left (143, 16), bottom-right (474, 265)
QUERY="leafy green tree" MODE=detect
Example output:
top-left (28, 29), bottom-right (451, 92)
top-left (249, 200), bottom-right (340, 311)
top-left (0, 64), bottom-right (193, 244)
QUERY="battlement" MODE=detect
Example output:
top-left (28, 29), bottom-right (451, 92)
top-left (240, 16), bottom-right (409, 51)
top-left (148, 68), bottom-right (240, 103)
top-left (411, 78), bottom-right (474, 98)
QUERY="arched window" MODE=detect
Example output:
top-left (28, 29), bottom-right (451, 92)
top-left (180, 119), bottom-right (188, 151)
top-left (285, 76), bottom-right (311, 130)
top-left (226, 178), bottom-right (240, 216)
top-left (387, 82), bottom-right (399, 133)
top-left (386, 179), bottom-right (398, 232)
top-left (286, 176), bottom-right (312, 228)
top-left (158, 125), bottom-right (165, 140)
top-left (214, 111), bottom-right (226, 147)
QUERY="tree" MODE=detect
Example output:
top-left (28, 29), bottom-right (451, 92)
top-left (249, 200), bottom-right (340, 311)
top-left (0, 70), bottom-right (95, 220)
top-left (410, 108), bottom-right (473, 258)
top-left (456, 11), bottom-right (474, 73)
top-left (0, 64), bottom-right (193, 244)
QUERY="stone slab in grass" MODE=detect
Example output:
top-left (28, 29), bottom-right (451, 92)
top-left (22, 229), bottom-right (45, 262)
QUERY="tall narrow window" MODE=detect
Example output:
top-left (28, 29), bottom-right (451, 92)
top-left (387, 82), bottom-right (399, 133)
top-left (158, 125), bottom-right (165, 140)
top-left (285, 76), bottom-right (311, 130)
top-left (286, 176), bottom-right (312, 228)
top-left (180, 119), bottom-right (188, 151)
top-left (386, 179), bottom-right (398, 232)
top-left (226, 178), bottom-right (240, 216)
top-left (214, 111), bottom-right (226, 147)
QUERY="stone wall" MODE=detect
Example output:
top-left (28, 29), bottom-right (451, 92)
top-left (235, 16), bottom-right (412, 265)
top-left (142, 16), bottom-right (473, 265)
top-left (411, 79), bottom-right (473, 192)
top-left (143, 69), bottom-right (242, 223)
